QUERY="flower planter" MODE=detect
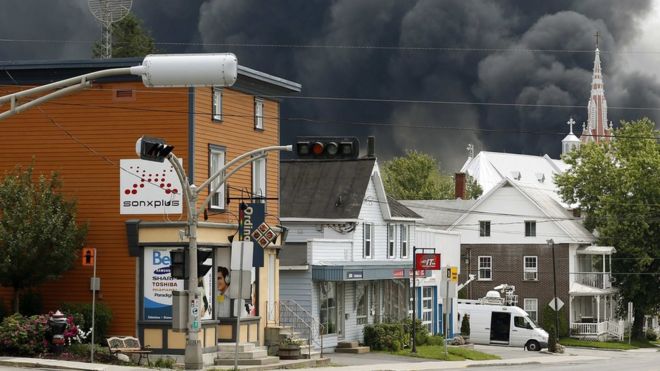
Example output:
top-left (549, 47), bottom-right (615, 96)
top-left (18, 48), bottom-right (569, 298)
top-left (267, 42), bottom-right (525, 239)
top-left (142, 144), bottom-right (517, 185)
top-left (278, 344), bottom-right (301, 360)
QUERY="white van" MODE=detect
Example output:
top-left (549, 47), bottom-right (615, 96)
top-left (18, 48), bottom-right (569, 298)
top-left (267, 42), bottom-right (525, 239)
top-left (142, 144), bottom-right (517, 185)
top-left (458, 299), bottom-right (549, 351)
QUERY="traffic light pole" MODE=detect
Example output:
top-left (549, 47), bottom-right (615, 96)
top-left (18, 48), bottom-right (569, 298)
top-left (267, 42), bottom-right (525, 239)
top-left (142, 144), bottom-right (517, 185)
top-left (163, 145), bottom-right (291, 370)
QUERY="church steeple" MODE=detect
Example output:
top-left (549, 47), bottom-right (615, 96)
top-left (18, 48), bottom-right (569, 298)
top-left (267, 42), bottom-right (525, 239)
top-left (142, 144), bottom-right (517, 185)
top-left (562, 117), bottom-right (580, 155)
top-left (581, 32), bottom-right (613, 143)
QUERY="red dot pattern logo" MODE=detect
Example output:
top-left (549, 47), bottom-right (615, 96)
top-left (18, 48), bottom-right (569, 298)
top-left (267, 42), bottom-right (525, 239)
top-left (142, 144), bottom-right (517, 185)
top-left (124, 165), bottom-right (179, 196)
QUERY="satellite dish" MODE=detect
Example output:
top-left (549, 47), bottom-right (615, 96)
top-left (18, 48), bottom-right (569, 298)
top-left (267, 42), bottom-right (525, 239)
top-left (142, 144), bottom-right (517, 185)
top-left (88, 0), bottom-right (133, 58)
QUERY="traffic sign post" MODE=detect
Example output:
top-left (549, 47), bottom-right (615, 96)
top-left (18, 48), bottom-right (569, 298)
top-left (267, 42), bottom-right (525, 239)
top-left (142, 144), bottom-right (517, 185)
top-left (82, 247), bottom-right (97, 363)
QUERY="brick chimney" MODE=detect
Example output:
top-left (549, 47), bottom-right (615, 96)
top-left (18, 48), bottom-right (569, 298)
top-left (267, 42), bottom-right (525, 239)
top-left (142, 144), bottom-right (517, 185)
top-left (455, 172), bottom-right (466, 199)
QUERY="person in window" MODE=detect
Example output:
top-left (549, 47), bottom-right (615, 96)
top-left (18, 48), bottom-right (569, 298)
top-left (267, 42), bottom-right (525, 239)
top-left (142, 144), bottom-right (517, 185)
top-left (216, 266), bottom-right (231, 318)
top-left (197, 276), bottom-right (210, 318)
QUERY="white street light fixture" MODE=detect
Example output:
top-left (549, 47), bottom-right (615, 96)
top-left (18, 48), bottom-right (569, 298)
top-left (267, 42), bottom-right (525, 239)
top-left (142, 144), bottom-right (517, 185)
top-left (0, 53), bottom-right (238, 121)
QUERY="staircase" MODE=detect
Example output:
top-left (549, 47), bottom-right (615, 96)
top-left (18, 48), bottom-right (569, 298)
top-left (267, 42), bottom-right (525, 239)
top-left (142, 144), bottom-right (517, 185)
top-left (214, 343), bottom-right (279, 366)
top-left (279, 299), bottom-right (324, 358)
top-left (334, 340), bottom-right (370, 354)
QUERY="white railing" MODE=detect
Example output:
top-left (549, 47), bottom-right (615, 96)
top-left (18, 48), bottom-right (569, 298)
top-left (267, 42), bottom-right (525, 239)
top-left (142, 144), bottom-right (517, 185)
top-left (571, 322), bottom-right (597, 335)
top-left (570, 320), bottom-right (623, 340)
top-left (571, 272), bottom-right (613, 289)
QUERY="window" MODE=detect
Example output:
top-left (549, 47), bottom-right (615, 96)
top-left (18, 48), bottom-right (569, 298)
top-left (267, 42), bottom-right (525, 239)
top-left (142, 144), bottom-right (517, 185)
top-left (383, 280), bottom-right (409, 321)
top-left (479, 221), bottom-right (491, 237)
top-left (523, 298), bottom-right (538, 322)
top-left (319, 282), bottom-right (337, 334)
top-left (212, 87), bottom-right (222, 121)
top-left (525, 221), bottom-right (536, 237)
top-left (387, 224), bottom-right (396, 258)
top-left (422, 287), bottom-right (433, 333)
top-left (400, 225), bottom-right (409, 258)
top-left (209, 145), bottom-right (226, 209)
top-left (356, 282), bottom-right (368, 325)
top-left (524, 256), bottom-right (538, 281)
top-left (363, 223), bottom-right (373, 258)
top-left (478, 256), bottom-right (492, 280)
top-left (252, 157), bottom-right (266, 204)
top-left (254, 97), bottom-right (264, 130)
top-left (514, 316), bottom-right (533, 329)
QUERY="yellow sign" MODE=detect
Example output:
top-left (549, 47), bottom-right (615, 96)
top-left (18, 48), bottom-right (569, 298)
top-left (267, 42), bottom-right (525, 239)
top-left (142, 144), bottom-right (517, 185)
top-left (450, 266), bottom-right (458, 282)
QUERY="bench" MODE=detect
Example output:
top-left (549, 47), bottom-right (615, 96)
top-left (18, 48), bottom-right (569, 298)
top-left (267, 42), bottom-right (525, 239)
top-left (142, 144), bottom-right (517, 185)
top-left (107, 336), bottom-right (152, 366)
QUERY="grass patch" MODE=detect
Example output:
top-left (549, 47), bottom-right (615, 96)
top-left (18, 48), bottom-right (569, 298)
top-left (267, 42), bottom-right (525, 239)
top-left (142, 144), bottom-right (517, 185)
top-left (391, 345), bottom-right (500, 361)
top-left (559, 337), bottom-right (657, 350)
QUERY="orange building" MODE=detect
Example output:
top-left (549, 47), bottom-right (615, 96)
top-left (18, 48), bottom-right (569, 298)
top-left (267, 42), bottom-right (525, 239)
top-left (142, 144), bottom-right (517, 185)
top-left (0, 58), bottom-right (300, 356)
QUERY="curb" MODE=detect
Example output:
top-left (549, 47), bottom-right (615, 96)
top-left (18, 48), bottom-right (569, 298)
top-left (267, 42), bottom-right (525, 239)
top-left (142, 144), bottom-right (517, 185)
top-left (0, 360), bottom-right (99, 371)
top-left (466, 361), bottom-right (542, 368)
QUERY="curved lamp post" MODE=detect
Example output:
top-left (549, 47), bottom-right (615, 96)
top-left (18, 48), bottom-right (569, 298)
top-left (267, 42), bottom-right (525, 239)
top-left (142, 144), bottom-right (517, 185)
top-left (0, 53), bottom-right (237, 120)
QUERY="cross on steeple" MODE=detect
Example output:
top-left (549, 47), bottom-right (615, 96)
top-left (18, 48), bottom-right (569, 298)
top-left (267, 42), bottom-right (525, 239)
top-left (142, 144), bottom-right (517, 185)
top-left (567, 117), bottom-right (576, 134)
top-left (594, 31), bottom-right (600, 49)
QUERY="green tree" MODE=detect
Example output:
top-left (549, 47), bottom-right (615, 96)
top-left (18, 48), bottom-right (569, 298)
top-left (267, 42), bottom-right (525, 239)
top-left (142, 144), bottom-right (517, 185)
top-left (92, 12), bottom-right (156, 58)
top-left (0, 164), bottom-right (87, 313)
top-left (382, 150), bottom-right (482, 200)
top-left (555, 118), bottom-right (660, 340)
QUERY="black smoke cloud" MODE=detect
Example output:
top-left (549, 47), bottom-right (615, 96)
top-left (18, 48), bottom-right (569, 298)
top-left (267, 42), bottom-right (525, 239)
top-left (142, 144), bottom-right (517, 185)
top-left (1, 0), bottom-right (658, 170)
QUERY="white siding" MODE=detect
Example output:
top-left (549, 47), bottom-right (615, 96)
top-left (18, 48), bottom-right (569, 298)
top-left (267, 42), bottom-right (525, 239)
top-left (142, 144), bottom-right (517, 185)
top-left (285, 223), bottom-right (324, 243)
top-left (415, 228), bottom-right (461, 274)
top-left (280, 270), bottom-right (313, 313)
top-left (309, 239), bottom-right (353, 264)
top-left (452, 185), bottom-right (573, 244)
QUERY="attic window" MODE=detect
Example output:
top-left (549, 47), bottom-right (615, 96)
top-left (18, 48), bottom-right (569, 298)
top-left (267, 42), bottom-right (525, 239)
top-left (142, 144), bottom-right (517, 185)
top-left (510, 171), bottom-right (521, 180)
top-left (535, 173), bottom-right (545, 183)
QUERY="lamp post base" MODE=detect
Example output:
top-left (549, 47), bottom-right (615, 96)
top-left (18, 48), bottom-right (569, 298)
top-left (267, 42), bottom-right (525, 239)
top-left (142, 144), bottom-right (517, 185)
top-left (184, 340), bottom-right (204, 370)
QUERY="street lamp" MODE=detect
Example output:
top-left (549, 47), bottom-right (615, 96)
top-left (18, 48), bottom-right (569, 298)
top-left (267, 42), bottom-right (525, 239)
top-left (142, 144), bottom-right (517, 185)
top-left (136, 136), bottom-right (292, 369)
top-left (0, 53), bottom-right (237, 120)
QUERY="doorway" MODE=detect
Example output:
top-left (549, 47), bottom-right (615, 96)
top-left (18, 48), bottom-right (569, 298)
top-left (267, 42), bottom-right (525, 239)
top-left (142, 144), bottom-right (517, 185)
top-left (490, 312), bottom-right (511, 344)
top-left (337, 283), bottom-right (345, 339)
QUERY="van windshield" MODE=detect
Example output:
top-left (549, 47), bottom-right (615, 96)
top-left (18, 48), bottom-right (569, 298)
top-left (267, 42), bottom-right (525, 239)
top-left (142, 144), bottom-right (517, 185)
top-left (526, 317), bottom-right (539, 329)
top-left (514, 316), bottom-right (538, 329)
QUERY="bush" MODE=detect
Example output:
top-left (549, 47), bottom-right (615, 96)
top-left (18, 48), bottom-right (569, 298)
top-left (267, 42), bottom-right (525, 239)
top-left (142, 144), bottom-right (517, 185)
top-left (0, 313), bottom-right (49, 356)
top-left (363, 322), bottom-right (406, 351)
top-left (59, 302), bottom-right (112, 344)
top-left (541, 306), bottom-right (569, 337)
top-left (461, 314), bottom-right (471, 338)
top-left (154, 356), bottom-right (177, 368)
top-left (427, 335), bottom-right (444, 346)
top-left (646, 328), bottom-right (657, 341)
top-left (402, 318), bottom-right (430, 346)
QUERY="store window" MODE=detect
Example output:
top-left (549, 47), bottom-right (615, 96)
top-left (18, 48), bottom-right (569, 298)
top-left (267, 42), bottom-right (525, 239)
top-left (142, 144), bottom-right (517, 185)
top-left (356, 282), bottom-right (368, 325)
top-left (319, 282), bottom-right (337, 334)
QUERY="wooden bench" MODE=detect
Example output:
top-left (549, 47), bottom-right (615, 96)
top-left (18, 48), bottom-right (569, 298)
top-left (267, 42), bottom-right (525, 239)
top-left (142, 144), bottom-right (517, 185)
top-left (107, 336), bottom-right (152, 366)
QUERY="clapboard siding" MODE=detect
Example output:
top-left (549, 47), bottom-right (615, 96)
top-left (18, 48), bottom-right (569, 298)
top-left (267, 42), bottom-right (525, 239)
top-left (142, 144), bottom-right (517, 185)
top-left (0, 80), bottom-right (281, 336)
top-left (279, 270), bottom-right (313, 313)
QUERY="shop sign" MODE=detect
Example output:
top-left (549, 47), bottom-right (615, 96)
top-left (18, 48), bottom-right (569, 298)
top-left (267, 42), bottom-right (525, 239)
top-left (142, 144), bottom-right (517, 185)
top-left (119, 159), bottom-right (183, 215)
top-left (415, 253), bottom-right (441, 270)
top-left (239, 203), bottom-right (266, 267)
top-left (347, 271), bottom-right (363, 279)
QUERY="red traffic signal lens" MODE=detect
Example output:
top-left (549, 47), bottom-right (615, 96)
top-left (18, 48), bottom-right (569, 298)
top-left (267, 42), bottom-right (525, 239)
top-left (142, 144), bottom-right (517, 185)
top-left (312, 142), bottom-right (325, 155)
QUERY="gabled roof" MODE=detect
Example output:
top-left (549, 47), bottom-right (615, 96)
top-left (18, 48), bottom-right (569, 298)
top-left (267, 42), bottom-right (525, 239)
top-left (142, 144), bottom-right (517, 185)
top-left (461, 151), bottom-right (568, 206)
top-left (400, 199), bottom-right (476, 229)
top-left (280, 158), bottom-right (375, 220)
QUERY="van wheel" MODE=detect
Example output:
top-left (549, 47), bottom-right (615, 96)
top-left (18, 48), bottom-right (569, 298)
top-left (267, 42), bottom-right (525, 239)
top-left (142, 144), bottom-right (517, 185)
top-left (525, 340), bottom-right (541, 351)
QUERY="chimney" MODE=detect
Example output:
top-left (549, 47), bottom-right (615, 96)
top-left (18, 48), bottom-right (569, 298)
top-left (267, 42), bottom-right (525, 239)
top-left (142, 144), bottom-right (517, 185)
top-left (367, 136), bottom-right (375, 158)
top-left (455, 172), bottom-right (466, 199)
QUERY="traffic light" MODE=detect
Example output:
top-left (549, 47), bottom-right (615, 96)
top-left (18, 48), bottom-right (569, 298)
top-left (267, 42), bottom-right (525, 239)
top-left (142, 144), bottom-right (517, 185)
top-left (136, 136), bottom-right (174, 163)
top-left (295, 137), bottom-right (359, 159)
top-left (169, 249), bottom-right (213, 280)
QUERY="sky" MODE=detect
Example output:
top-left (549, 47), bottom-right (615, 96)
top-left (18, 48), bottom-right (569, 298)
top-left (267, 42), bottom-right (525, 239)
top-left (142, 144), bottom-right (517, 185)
top-left (2, 0), bottom-right (660, 170)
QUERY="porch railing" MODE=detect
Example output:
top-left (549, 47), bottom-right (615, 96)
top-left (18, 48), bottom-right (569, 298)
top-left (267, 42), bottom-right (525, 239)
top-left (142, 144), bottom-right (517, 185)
top-left (570, 320), bottom-right (623, 340)
top-left (570, 272), bottom-right (613, 289)
top-left (279, 299), bottom-right (324, 357)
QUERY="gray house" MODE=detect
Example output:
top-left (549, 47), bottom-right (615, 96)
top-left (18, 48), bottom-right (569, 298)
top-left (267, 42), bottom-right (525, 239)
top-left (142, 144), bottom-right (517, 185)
top-left (279, 156), bottom-right (421, 351)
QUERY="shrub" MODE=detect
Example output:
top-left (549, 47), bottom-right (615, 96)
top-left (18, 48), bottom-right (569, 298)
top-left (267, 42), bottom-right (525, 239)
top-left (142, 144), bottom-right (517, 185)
top-left (461, 314), bottom-right (471, 338)
top-left (427, 335), bottom-right (444, 346)
top-left (402, 318), bottom-right (430, 346)
top-left (154, 356), bottom-right (177, 368)
top-left (0, 313), bottom-right (49, 356)
top-left (541, 306), bottom-right (569, 337)
top-left (363, 322), bottom-right (406, 351)
top-left (59, 302), bottom-right (112, 344)
top-left (646, 328), bottom-right (657, 341)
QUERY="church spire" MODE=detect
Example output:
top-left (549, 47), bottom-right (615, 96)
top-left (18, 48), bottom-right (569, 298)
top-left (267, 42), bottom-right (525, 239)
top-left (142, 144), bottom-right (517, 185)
top-left (581, 32), bottom-right (612, 143)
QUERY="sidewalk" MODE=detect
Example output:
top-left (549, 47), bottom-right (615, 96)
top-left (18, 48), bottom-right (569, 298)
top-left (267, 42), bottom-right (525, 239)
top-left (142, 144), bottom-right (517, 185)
top-left (0, 357), bottom-right (153, 371)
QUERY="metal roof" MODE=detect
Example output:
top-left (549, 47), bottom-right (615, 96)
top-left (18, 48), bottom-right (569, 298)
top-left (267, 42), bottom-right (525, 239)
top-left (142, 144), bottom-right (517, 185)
top-left (387, 195), bottom-right (422, 219)
top-left (577, 245), bottom-right (616, 255)
top-left (400, 199), bottom-right (476, 229)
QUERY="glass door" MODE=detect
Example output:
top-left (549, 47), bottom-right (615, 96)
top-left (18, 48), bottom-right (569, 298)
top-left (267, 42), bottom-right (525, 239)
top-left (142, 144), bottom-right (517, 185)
top-left (337, 283), bottom-right (345, 339)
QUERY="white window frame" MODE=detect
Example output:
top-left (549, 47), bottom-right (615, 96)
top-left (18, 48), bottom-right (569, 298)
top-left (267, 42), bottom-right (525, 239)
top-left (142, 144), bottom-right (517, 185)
top-left (252, 157), bottom-right (266, 204)
top-left (524, 298), bottom-right (538, 322)
top-left (400, 225), bottom-right (409, 258)
top-left (254, 97), bottom-right (264, 130)
top-left (356, 282), bottom-right (368, 325)
top-left (363, 223), bottom-right (373, 258)
top-left (387, 224), bottom-right (396, 258)
top-left (478, 256), bottom-right (492, 281)
top-left (524, 256), bottom-right (538, 281)
top-left (212, 87), bottom-right (222, 121)
top-left (421, 286), bottom-right (433, 333)
top-left (525, 220), bottom-right (536, 237)
top-left (479, 220), bottom-right (491, 237)
top-left (209, 145), bottom-right (226, 210)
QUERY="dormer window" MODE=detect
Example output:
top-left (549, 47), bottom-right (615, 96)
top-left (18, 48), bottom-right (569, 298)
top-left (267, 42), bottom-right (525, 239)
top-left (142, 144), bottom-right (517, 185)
top-left (510, 171), bottom-right (521, 180)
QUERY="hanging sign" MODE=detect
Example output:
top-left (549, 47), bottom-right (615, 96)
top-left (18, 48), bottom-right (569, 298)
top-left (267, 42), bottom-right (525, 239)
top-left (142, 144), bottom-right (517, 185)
top-left (238, 203), bottom-right (266, 267)
top-left (415, 253), bottom-right (441, 270)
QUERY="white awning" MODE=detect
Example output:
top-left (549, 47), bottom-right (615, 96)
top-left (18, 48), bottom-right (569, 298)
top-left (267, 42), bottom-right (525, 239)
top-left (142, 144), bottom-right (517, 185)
top-left (576, 245), bottom-right (616, 255)
top-left (569, 282), bottom-right (617, 296)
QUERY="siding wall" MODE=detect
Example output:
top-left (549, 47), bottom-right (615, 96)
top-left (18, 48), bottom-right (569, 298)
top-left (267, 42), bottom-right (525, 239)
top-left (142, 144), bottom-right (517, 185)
top-left (280, 270), bottom-right (313, 313)
top-left (0, 81), bottom-right (281, 336)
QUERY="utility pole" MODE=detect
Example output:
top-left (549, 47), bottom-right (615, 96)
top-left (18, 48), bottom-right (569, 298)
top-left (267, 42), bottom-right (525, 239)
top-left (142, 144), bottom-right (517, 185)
top-left (548, 239), bottom-right (560, 345)
top-left (411, 246), bottom-right (417, 354)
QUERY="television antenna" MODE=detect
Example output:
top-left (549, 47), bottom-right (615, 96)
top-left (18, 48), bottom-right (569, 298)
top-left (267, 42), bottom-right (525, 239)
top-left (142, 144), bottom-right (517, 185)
top-left (88, 0), bottom-right (133, 59)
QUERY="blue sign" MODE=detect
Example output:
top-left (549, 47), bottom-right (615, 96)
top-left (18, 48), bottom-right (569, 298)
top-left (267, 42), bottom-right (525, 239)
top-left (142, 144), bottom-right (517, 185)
top-left (239, 203), bottom-right (265, 267)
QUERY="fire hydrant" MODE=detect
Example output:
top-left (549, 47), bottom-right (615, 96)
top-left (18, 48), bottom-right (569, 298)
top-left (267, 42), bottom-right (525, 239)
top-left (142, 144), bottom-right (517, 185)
top-left (47, 310), bottom-right (68, 354)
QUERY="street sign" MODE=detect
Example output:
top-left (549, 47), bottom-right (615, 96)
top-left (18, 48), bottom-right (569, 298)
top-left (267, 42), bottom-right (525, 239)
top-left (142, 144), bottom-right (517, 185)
top-left (548, 297), bottom-right (564, 311)
top-left (415, 253), bottom-right (441, 270)
top-left (450, 267), bottom-right (458, 282)
top-left (82, 247), bottom-right (95, 266)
